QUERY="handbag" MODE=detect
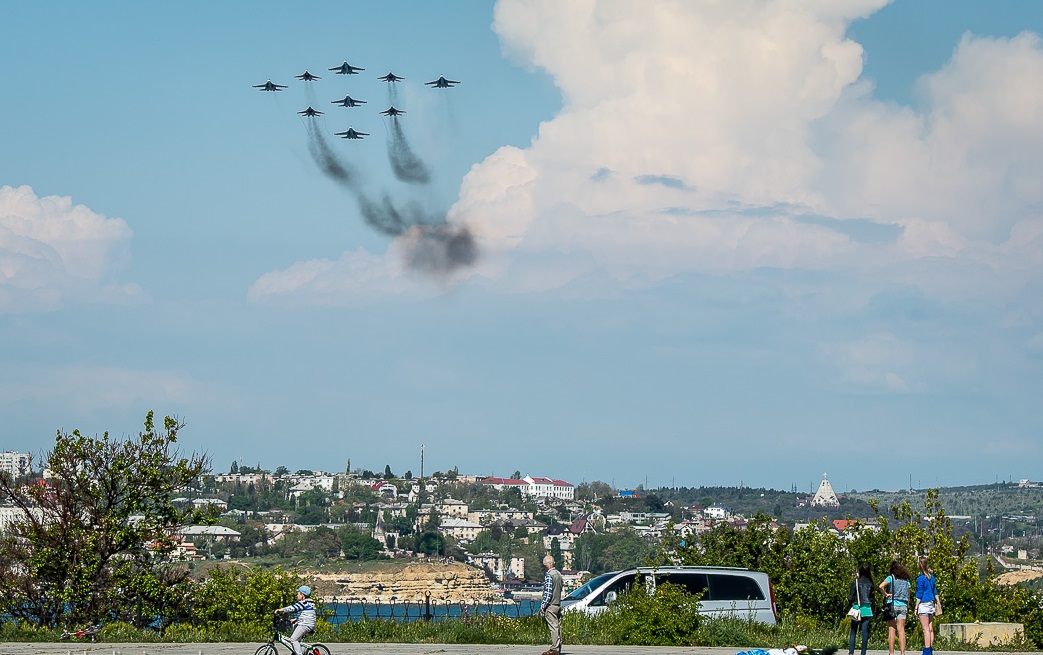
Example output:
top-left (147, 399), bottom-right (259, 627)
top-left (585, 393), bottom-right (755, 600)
top-left (879, 575), bottom-right (896, 620)
top-left (847, 576), bottom-right (863, 621)
top-left (934, 578), bottom-right (943, 617)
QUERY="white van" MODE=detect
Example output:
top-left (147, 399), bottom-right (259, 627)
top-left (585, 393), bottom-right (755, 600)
top-left (561, 565), bottom-right (778, 625)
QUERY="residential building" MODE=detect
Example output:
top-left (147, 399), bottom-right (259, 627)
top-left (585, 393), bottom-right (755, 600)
top-left (481, 475), bottom-right (575, 500)
top-left (468, 507), bottom-right (534, 525)
top-left (177, 525), bottom-right (241, 543)
top-left (469, 552), bottom-right (525, 581)
top-left (438, 517), bottom-right (483, 543)
top-left (213, 472), bottom-right (270, 484)
top-left (0, 452), bottom-right (31, 479)
top-left (371, 481), bottom-right (398, 500)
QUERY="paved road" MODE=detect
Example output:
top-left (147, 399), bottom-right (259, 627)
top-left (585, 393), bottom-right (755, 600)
top-left (0, 645), bottom-right (1037, 655)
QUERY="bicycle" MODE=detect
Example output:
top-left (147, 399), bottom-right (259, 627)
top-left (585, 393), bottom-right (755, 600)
top-left (59, 623), bottom-right (102, 641)
top-left (255, 616), bottom-right (330, 655)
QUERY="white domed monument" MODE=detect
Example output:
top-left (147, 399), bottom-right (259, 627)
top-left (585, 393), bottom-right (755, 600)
top-left (811, 473), bottom-right (840, 508)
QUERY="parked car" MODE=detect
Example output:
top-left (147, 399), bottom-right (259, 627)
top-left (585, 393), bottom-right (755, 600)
top-left (561, 565), bottom-right (778, 624)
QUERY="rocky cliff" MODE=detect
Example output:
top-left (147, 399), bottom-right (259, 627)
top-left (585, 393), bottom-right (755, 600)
top-left (311, 561), bottom-right (497, 602)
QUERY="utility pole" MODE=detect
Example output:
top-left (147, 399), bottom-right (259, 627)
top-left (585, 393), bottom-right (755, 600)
top-left (419, 444), bottom-right (425, 505)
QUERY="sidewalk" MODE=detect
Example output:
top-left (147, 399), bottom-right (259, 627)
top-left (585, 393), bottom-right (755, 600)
top-left (0, 645), bottom-right (1037, 655)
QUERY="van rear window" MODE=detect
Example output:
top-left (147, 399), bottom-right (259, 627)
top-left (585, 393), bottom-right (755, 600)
top-left (656, 572), bottom-right (708, 597)
top-left (708, 574), bottom-right (765, 601)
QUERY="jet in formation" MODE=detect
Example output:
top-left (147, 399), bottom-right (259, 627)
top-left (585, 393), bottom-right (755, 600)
top-left (295, 70), bottom-right (322, 81)
top-left (379, 106), bottom-right (405, 117)
top-left (378, 71), bottom-right (405, 83)
top-left (330, 61), bottom-right (364, 75)
top-left (331, 95), bottom-right (367, 108)
top-left (298, 106), bottom-right (324, 117)
top-left (254, 80), bottom-right (287, 92)
top-left (334, 127), bottom-right (369, 140)
top-left (425, 75), bottom-right (459, 88)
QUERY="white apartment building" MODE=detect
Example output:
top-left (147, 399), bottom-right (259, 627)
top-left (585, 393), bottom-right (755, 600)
top-left (0, 452), bottom-right (32, 479)
top-left (438, 517), bottom-right (483, 542)
top-left (481, 475), bottom-right (575, 500)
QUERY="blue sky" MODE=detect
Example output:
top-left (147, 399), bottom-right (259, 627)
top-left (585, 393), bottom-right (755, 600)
top-left (2, 1), bottom-right (1042, 494)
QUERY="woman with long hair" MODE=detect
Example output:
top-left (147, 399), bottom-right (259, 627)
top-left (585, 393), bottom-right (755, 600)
top-left (848, 563), bottom-right (874, 655)
top-left (915, 557), bottom-right (940, 655)
top-left (880, 561), bottom-right (912, 655)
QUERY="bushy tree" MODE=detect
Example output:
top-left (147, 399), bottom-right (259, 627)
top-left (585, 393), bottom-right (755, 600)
top-left (340, 527), bottom-right (382, 560)
top-left (0, 411), bottom-right (210, 627)
top-left (610, 580), bottom-right (702, 645)
top-left (192, 565), bottom-right (305, 630)
top-left (574, 528), bottom-right (655, 574)
top-left (415, 531), bottom-right (445, 555)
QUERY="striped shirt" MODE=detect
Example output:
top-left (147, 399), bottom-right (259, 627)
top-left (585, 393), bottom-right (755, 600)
top-left (541, 567), bottom-right (563, 611)
top-left (279, 598), bottom-right (317, 629)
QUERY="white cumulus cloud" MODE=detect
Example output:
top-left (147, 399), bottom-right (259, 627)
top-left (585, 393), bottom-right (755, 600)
top-left (0, 185), bottom-right (140, 313)
top-left (254, 0), bottom-right (1043, 308)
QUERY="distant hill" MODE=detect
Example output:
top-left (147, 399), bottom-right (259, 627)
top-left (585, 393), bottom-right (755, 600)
top-left (651, 481), bottom-right (1043, 526)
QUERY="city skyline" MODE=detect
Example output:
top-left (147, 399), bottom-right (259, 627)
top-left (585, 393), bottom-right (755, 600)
top-left (2, 1), bottom-right (1043, 492)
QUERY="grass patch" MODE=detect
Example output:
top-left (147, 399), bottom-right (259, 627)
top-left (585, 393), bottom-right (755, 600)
top-left (0, 614), bottom-right (1034, 651)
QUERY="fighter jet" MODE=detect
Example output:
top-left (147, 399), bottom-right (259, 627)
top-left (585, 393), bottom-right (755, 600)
top-left (425, 75), bottom-right (459, 88)
top-left (334, 127), bottom-right (369, 140)
top-left (254, 80), bottom-right (287, 92)
top-left (329, 61), bottom-right (364, 75)
top-left (331, 95), bottom-right (366, 108)
top-left (379, 106), bottom-right (405, 117)
top-left (378, 71), bottom-right (405, 83)
top-left (298, 106), bottom-right (324, 117)
top-left (295, 70), bottom-right (321, 81)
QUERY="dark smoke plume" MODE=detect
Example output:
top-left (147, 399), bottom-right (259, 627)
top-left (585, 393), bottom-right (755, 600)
top-left (386, 119), bottom-right (431, 184)
top-left (401, 224), bottom-right (480, 275)
top-left (303, 119), bottom-right (478, 274)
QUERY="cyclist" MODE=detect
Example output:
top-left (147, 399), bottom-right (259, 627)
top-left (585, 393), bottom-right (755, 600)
top-left (275, 585), bottom-right (316, 655)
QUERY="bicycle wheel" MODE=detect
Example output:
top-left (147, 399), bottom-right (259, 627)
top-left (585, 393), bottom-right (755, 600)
top-left (309, 644), bottom-right (331, 655)
top-left (255, 644), bottom-right (278, 655)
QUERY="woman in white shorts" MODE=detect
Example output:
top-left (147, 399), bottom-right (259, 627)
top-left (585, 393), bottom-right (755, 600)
top-left (914, 557), bottom-right (941, 655)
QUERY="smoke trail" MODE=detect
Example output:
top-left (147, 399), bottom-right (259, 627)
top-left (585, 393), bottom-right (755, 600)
top-left (386, 119), bottom-right (431, 184)
top-left (303, 119), bottom-right (479, 274)
top-left (400, 224), bottom-right (479, 276)
top-left (304, 120), bottom-right (359, 189)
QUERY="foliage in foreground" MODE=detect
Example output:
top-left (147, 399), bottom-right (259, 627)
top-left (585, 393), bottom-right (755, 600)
top-left (0, 573), bottom-right (1037, 651)
top-left (0, 612), bottom-right (1037, 652)
top-left (0, 411), bottom-right (211, 629)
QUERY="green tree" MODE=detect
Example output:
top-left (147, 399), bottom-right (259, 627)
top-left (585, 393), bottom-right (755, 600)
top-left (416, 531), bottom-right (445, 555)
top-left (192, 565), bottom-right (304, 630)
top-left (341, 528), bottom-right (382, 560)
top-left (0, 411), bottom-right (210, 627)
top-left (574, 528), bottom-right (654, 574)
top-left (550, 537), bottom-right (563, 566)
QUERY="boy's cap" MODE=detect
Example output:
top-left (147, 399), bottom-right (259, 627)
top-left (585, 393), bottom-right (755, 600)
top-left (297, 585), bottom-right (311, 596)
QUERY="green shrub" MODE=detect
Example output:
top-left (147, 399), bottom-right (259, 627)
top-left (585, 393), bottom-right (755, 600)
top-left (612, 580), bottom-right (702, 645)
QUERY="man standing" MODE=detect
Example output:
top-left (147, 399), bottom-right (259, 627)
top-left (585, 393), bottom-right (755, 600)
top-left (540, 554), bottom-right (563, 655)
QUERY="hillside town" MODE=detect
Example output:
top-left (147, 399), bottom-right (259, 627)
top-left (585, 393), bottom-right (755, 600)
top-left (2, 450), bottom-right (1041, 600)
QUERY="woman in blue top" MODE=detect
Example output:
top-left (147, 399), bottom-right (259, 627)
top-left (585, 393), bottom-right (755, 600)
top-left (915, 557), bottom-right (941, 655)
top-left (879, 561), bottom-right (912, 655)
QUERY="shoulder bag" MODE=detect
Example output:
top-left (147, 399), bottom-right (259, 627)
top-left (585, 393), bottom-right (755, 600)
top-left (879, 575), bottom-right (896, 621)
top-left (847, 578), bottom-right (862, 621)
top-left (933, 576), bottom-right (943, 617)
